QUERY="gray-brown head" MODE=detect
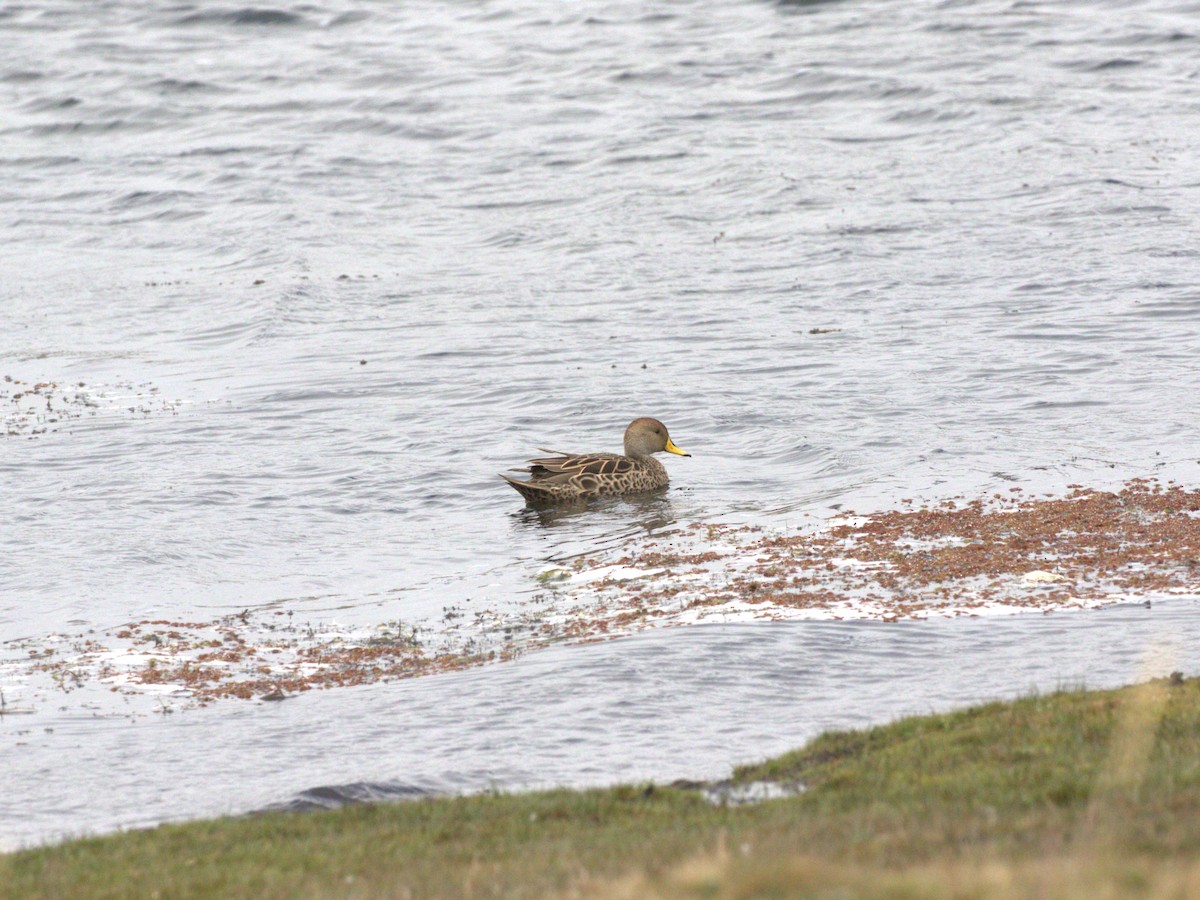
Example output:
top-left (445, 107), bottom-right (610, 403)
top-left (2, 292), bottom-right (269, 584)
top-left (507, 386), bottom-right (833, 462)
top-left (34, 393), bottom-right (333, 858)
top-left (623, 417), bottom-right (691, 459)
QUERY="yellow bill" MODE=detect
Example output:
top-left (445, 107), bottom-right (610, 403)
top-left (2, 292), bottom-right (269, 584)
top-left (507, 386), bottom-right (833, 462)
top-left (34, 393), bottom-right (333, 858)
top-left (665, 437), bottom-right (691, 457)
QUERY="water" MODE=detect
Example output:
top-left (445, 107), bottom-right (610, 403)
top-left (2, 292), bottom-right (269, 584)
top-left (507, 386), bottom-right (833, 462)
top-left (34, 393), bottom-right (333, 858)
top-left (3, 0), bottom-right (1200, 847)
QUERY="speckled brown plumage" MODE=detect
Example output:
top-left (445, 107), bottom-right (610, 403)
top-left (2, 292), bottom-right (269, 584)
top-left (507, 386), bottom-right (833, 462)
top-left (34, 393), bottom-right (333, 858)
top-left (501, 417), bottom-right (690, 504)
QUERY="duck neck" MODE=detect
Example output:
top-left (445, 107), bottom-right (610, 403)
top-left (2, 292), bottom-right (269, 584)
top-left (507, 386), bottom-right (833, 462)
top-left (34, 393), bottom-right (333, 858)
top-left (638, 455), bottom-right (666, 476)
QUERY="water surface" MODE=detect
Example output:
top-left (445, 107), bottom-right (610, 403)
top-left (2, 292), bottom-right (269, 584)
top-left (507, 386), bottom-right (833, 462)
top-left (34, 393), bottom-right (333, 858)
top-left (3, 0), bottom-right (1200, 846)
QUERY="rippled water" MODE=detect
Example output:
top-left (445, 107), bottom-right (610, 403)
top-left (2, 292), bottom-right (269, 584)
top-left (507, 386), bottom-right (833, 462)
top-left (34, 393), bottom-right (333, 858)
top-left (3, 0), bottom-right (1200, 846)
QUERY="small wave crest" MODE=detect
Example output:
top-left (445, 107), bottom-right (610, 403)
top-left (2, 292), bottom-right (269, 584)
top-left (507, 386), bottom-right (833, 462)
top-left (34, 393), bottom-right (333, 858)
top-left (172, 7), bottom-right (307, 27)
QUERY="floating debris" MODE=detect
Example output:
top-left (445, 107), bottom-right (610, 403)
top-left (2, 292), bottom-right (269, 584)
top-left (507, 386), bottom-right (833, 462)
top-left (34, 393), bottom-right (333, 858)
top-left (6, 613), bottom-right (505, 709)
top-left (1023, 570), bottom-right (1066, 583)
top-left (2, 375), bottom-right (184, 438)
top-left (5, 480), bottom-right (1200, 710)
top-left (0, 688), bottom-right (34, 716)
top-left (512, 479), bottom-right (1200, 638)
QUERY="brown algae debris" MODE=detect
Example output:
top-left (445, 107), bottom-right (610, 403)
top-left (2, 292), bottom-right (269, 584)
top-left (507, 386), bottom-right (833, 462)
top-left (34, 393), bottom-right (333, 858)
top-left (3, 374), bottom-right (184, 438)
top-left (7, 479), bottom-right (1200, 707)
top-left (531, 479), bottom-right (1200, 638)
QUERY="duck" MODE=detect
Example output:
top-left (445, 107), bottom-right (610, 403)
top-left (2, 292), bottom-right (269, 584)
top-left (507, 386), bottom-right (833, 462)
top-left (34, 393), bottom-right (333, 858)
top-left (501, 417), bottom-right (690, 503)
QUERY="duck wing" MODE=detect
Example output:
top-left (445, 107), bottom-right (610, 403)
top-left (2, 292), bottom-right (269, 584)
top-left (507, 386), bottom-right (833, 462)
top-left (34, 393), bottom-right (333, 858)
top-left (519, 451), bottom-right (635, 483)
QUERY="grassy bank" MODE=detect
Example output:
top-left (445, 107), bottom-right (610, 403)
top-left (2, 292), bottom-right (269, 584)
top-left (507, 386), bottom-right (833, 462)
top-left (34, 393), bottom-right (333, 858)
top-left (6, 676), bottom-right (1200, 898)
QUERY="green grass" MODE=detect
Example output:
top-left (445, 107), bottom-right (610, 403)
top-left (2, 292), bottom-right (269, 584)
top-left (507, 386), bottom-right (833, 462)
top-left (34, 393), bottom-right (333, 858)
top-left (6, 677), bottom-right (1200, 898)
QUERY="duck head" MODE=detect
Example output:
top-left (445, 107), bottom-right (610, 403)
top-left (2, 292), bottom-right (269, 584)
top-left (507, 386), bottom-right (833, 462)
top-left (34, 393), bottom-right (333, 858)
top-left (624, 417), bottom-right (690, 459)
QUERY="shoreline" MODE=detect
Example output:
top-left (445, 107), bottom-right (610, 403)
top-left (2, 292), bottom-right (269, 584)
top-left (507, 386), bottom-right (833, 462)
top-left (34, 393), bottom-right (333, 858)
top-left (3, 597), bottom-right (1197, 854)
top-left (5, 676), bottom-right (1199, 897)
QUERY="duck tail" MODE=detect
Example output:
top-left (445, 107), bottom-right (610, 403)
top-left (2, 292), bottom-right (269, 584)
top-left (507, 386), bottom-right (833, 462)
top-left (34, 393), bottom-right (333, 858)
top-left (499, 474), bottom-right (556, 503)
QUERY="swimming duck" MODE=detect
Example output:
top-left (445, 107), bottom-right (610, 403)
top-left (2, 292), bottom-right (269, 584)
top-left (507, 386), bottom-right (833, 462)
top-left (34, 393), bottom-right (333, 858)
top-left (501, 417), bottom-right (690, 503)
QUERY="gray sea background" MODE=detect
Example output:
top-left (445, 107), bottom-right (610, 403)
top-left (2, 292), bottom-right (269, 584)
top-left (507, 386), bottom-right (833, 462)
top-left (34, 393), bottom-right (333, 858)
top-left (3, 0), bottom-right (1200, 847)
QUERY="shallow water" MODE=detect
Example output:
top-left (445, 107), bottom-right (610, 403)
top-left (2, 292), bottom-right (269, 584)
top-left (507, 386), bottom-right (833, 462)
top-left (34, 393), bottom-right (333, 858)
top-left (3, 0), bottom-right (1200, 846)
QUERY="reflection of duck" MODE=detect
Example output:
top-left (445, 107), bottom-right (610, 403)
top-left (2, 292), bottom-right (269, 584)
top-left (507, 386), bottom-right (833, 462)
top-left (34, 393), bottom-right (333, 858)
top-left (501, 417), bottom-right (690, 504)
